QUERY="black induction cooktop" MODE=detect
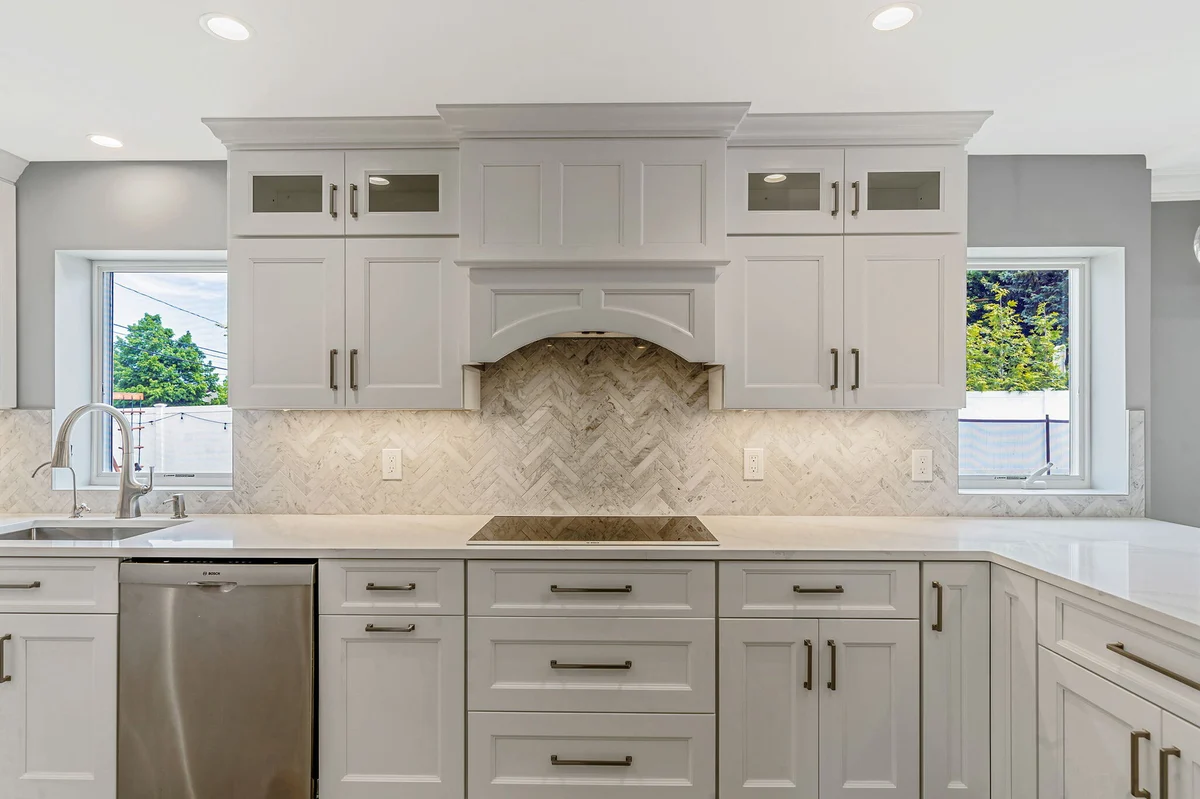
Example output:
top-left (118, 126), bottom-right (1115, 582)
top-left (467, 516), bottom-right (718, 545)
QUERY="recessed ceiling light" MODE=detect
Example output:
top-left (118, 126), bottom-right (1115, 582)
top-left (199, 13), bottom-right (252, 41)
top-left (87, 134), bottom-right (123, 149)
top-left (763, 174), bottom-right (788, 184)
top-left (870, 3), bottom-right (921, 31)
top-left (368, 176), bottom-right (390, 186)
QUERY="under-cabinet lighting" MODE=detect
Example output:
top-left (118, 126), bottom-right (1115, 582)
top-left (763, 174), bottom-right (788, 184)
top-left (368, 176), bottom-right (390, 186)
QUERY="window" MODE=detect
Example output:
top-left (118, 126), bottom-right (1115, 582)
top-left (92, 262), bottom-right (231, 488)
top-left (958, 259), bottom-right (1089, 488)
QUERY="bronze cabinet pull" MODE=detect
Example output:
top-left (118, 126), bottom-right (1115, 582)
top-left (827, 639), bottom-right (837, 691)
top-left (851, 348), bottom-right (861, 390)
top-left (831, 181), bottom-right (840, 217)
top-left (1107, 642), bottom-right (1200, 692)
top-left (550, 585), bottom-right (633, 593)
top-left (803, 639), bottom-right (813, 691)
top-left (329, 349), bottom-right (339, 391)
top-left (365, 624), bottom-right (416, 633)
top-left (349, 183), bottom-right (359, 219)
top-left (0, 581), bottom-right (41, 590)
top-left (350, 349), bottom-right (360, 391)
top-left (366, 582), bottom-right (415, 592)
top-left (851, 180), bottom-right (861, 216)
top-left (551, 755), bottom-right (632, 767)
top-left (794, 585), bottom-right (845, 594)
top-left (551, 660), bottom-right (632, 670)
top-left (1131, 730), bottom-right (1151, 798)
top-left (0, 634), bottom-right (9, 684)
top-left (1161, 746), bottom-right (1181, 799)
top-left (329, 183), bottom-right (338, 219)
top-left (830, 348), bottom-right (839, 391)
top-left (932, 581), bottom-right (944, 632)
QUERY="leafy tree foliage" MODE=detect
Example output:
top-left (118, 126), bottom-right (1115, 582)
top-left (966, 277), bottom-right (1068, 392)
top-left (112, 314), bottom-right (223, 406)
top-left (967, 269), bottom-right (1069, 340)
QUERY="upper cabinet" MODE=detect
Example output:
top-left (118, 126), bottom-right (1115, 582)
top-left (344, 150), bottom-right (458, 236)
top-left (727, 147), bottom-right (845, 235)
top-left (843, 147), bottom-right (966, 234)
top-left (459, 138), bottom-right (727, 263)
top-left (0, 178), bottom-right (17, 409)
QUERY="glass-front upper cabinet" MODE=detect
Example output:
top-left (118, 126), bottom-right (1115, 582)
top-left (228, 150), bottom-right (347, 237)
top-left (727, 147), bottom-right (845, 235)
top-left (344, 150), bottom-right (459, 236)
top-left (844, 146), bottom-right (966, 234)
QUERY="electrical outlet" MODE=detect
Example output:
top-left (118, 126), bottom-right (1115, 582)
top-left (911, 449), bottom-right (933, 482)
top-left (382, 449), bottom-right (403, 481)
top-left (743, 448), bottom-right (765, 481)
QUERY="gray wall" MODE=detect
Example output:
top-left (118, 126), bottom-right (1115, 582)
top-left (15, 161), bottom-right (226, 408)
top-left (1150, 200), bottom-right (1200, 526)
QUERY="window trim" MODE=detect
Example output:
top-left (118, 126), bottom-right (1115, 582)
top-left (958, 257), bottom-right (1091, 490)
top-left (90, 260), bottom-right (231, 489)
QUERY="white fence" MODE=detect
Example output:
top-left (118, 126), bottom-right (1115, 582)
top-left (959, 391), bottom-right (1071, 476)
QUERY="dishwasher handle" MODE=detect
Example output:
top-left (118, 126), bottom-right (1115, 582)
top-left (186, 580), bottom-right (239, 591)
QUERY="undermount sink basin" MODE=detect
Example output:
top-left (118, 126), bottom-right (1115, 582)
top-left (0, 520), bottom-right (187, 542)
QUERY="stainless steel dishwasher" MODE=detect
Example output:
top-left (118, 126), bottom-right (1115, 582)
top-left (118, 561), bottom-right (316, 799)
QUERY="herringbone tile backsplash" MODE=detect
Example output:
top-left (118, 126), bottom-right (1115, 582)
top-left (0, 340), bottom-right (1144, 516)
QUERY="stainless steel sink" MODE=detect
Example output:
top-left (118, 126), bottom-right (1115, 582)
top-left (0, 521), bottom-right (185, 542)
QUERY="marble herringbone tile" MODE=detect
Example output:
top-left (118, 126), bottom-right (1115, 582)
top-left (0, 340), bottom-right (1144, 517)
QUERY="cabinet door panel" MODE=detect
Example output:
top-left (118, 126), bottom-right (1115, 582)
top-left (0, 181), bottom-right (13, 409)
top-left (843, 235), bottom-right (965, 409)
top-left (1164, 712), bottom-right (1200, 799)
top-left (819, 619), bottom-right (919, 799)
top-left (0, 614), bottom-right (116, 799)
top-left (843, 146), bottom-right (965, 234)
top-left (717, 237), bottom-right (842, 408)
top-left (1039, 648), bottom-right (1163, 799)
top-left (229, 150), bottom-right (345, 236)
top-left (319, 615), bottom-right (464, 799)
top-left (922, 563), bottom-right (990, 799)
top-left (727, 147), bottom-right (845, 234)
top-left (229, 238), bottom-right (345, 408)
top-left (719, 619), bottom-right (819, 799)
top-left (990, 566), bottom-right (1038, 799)
top-left (345, 239), bottom-right (466, 409)
top-left (344, 150), bottom-right (458, 236)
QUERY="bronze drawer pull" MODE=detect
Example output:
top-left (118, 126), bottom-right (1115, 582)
top-left (932, 581), bottom-right (944, 632)
top-left (827, 639), bottom-right (837, 691)
top-left (1108, 642), bottom-right (1200, 692)
top-left (365, 624), bottom-right (416, 633)
top-left (830, 348), bottom-right (839, 391)
top-left (551, 660), bottom-right (633, 670)
top-left (1162, 746), bottom-right (1181, 799)
top-left (329, 183), bottom-right (338, 219)
top-left (366, 582), bottom-right (416, 592)
top-left (551, 755), bottom-right (633, 767)
top-left (793, 585), bottom-right (844, 594)
top-left (803, 639), bottom-right (813, 691)
top-left (550, 585), bottom-right (632, 593)
top-left (831, 181), bottom-right (840, 217)
top-left (1131, 730), bottom-right (1151, 798)
top-left (0, 634), bottom-right (9, 684)
top-left (0, 581), bottom-right (41, 590)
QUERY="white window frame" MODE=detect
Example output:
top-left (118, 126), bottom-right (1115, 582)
top-left (958, 257), bottom-right (1091, 490)
top-left (90, 260), bottom-right (231, 489)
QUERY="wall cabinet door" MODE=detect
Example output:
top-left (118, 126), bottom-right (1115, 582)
top-left (229, 237), bottom-right (346, 408)
top-left (1039, 649), bottom-right (1163, 799)
top-left (344, 150), bottom-right (459, 236)
top-left (727, 147), bottom-right (845, 235)
top-left (0, 614), bottom-right (116, 799)
top-left (319, 614), bottom-right (464, 799)
top-left (990, 566), bottom-right (1038, 799)
top-left (716, 236), bottom-right (843, 409)
top-left (0, 181), bottom-right (14, 409)
top-left (719, 619), bottom-right (819, 799)
top-left (345, 238), bottom-right (467, 409)
top-left (819, 619), bottom-right (919, 799)
top-left (843, 235), bottom-right (965, 409)
top-left (229, 150), bottom-right (346, 236)
top-left (843, 146), bottom-right (965, 234)
top-left (1163, 712), bottom-right (1200, 799)
top-left (922, 563), bottom-right (991, 799)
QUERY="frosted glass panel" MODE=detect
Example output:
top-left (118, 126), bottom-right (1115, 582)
top-left (251, 175), bottom-right (323, 213)
top-left (748, 172), bottom-right (821, 211)
top-left (867, 171), bottom-right (941, 210)
top-left (367, 174), bottom-right (439, 213)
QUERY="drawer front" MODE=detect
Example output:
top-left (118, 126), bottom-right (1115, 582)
top-left (319, 560), bottom-right (464, 615)
top-left (0, 558), bottom-right (118, 613)
top-left (468, 561), bottom-right (715, 618)
top-left (468, 712), bottom-right (715, 799)
top-left (1039, 583), bottom-right (1200, 727)
top-left (719, 561), bottom-right (919, 618)
top-left (468, 617), bottom-right (715, 713)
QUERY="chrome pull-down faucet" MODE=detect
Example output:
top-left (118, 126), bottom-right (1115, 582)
top-left (49, 403), bottom-right (154, 519)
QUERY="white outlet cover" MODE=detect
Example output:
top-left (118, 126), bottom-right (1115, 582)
top-left (911, 449), bottom-right (933, 482)
top-left (382, 449), bottom-right (403, 481)
top-left (743, 448), bottom-right (765, 481)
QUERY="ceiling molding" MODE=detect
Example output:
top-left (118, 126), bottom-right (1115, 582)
top-left (730, 111), bottom-right (994, 147)
top-left (0, 148), bottom-right (28, 184)
top-left (437, 102), bottom-right (751, 139)
top-left (1152, 169), bottom-right (1200, 202)
top-left (201, 116), bottom-right (458, 150)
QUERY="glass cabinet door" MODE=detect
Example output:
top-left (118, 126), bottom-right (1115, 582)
top-left (344, 150), bottom-right (459, 235)
top-left (727, 148), bottom-right (845, 234)
top-left (228, 150), bottom-right (346, 237)
top-left (844, 147), bottom-right (965, 234)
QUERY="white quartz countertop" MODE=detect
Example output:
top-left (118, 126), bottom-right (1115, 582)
top-left (1, 513), bottom-right (1198, 638)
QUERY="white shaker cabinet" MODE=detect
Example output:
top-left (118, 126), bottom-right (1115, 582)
top-left (319, 614), bottom-right (464, 799)
top-left (229, 150), bottom-right (347, 237)
top-left (990, 566), bottom-right (1038, 799)
top-left (0, 613), bottom-right (117, 799)
top-left (228, 237), bottom-right (346, 409)
top-left (344, 150), bottom-right (459, 236)
top-left (726, 147), bottom-right (845, 235)
top-left (0, 179), bottom-right (14, 409)
top-left (843, 146), bottom-right (966, 235)
top-left (922, 563), bottom-right (991, 799)
top-left (842, 235), bottom-right (966, 409)
top-left (1163, 712), bottom-right (1200, 799)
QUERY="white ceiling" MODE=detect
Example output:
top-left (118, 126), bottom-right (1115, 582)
top-left (1, 0), bottom-right (1197, 180)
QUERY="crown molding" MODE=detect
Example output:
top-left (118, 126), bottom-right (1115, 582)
top-left (0, 148), bottom-right (28, 185)
top-left (1152, 169), bottom-right (1200, 202)
top-left (201, 116), bottom-right (458, 150)
top-left (729, 111), bottom-right (994, 147)
top-left (437, 102), bottom-right (751, 139)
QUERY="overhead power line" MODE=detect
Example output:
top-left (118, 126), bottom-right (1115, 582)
top-left (114, 282), bottom-right (227, 329)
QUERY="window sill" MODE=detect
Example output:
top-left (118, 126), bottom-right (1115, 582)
top-left (958, 487), bottom-right (1130, 497)
top-left (54, 485), bottom-right (233, 494)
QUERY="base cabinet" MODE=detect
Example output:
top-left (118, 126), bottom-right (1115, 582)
top-left (1164, 712), bottom-right (1200, 799)
top-left (0, 614), bottom-right (116, 799)
top-left (990, 566), bottom-right (1037, 799)
top-left (319, 615), bottom-right (464, 799)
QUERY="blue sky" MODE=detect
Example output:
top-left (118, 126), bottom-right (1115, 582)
top-left (111, 271), bottom-right (228, 375)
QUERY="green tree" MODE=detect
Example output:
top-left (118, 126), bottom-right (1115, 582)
top-left (966, 280), bottom-right (1068, 391)
top-left (112, 314), bottom-right (223, 406)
